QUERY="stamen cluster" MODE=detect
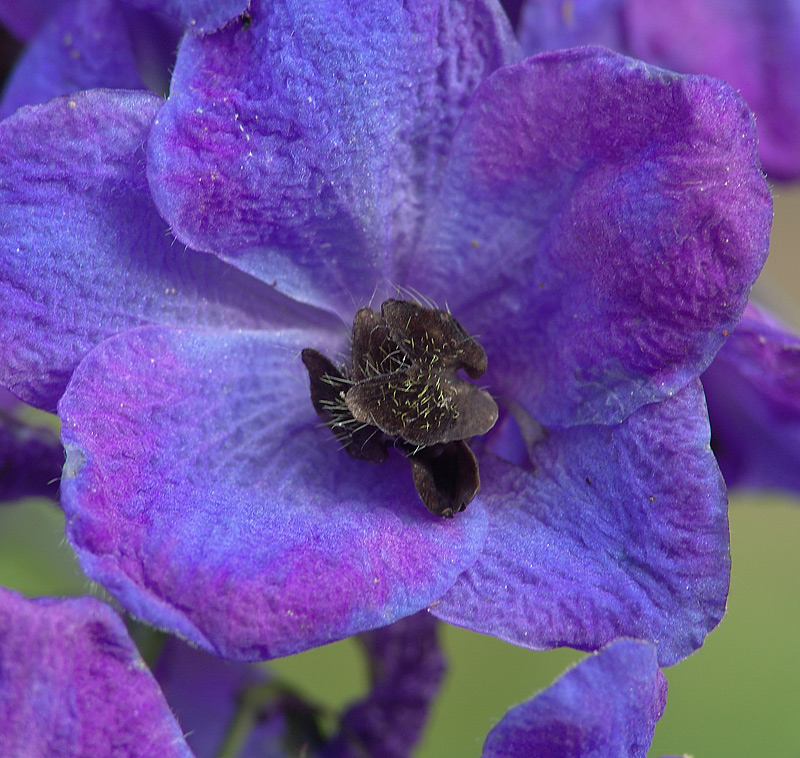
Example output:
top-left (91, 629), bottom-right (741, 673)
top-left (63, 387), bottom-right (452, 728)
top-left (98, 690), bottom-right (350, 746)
top-left (302, 299), bottom-right (498, 517)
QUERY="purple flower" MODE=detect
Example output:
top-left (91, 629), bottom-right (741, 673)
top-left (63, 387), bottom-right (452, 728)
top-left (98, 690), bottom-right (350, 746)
top-left (702, 303), bottom-right (800, 493)
top-left (0, 0), bottom-right (771, 667)
top-left (320, 611), bottom-right (445, 758)
top-left (0, 588), bottom-right (444, 758)
top-left (0, 587), bottom-right (193, 757)
top-left (0, 388), bottom-right (62, 502)
top-left (481, 639), bottom-right (672, 758)
top-left (514, 0), bottom-right (800, 180)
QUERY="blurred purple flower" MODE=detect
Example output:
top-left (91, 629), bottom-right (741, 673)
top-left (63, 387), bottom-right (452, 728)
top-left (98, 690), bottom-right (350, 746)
top-left (0, 588), bottom-right (443, 758)
top-left (513, 0), bottom-right (800, 180)
top-left (0, 0), bottom-right (185, 119)
top-left (320, 611), bottom-right (444, 758)
top-left (702, 302), bottom-right (800, 493)
top-left (0, 0), bottom-right (771, 668)
top-left (481, 639), bottom-right (677, 758)
top-left (0, 388), bottom-right (62, 502)
top-left (157, 610), bottom-right (444, 757)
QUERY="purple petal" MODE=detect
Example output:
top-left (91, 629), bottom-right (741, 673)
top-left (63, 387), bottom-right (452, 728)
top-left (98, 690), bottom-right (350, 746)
top-left (624, 0), bottom-right (800, 180)
top-left (0, 588), bottom-right (192, 757)
top-left (0, 0), bottom-right (144, 119)
top-left (481, 640), bottom-right (666, 758)
top-left (322, 612), bottom-right (445, 758)
top-left (518, 0), bottom-right (800, 180)
top-left (0, 0), bottom-right (59, 39)
top-left (124, 0), bottom-right (249, 34)
top-left (703, 302), bottom-right (800, 494)
top-left (0, 388), bottom-right (62, 501)
top-left (431, 381), bottom-right (729, 666)
top-left (410, 47), bottom-right (771, 428)
top-left (0, 89), bottom-right (311, 412)
top-left (147, 0), bottom-right (519, 316)
top-left (58, 326), bottom-right (488, 660)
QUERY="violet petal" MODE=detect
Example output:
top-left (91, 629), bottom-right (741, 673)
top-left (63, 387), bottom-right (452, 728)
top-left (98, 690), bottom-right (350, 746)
top-left (0, 0), bottom-right (60, 40)
top-left (517, 0), bottom-right (800, 180)
top-left (0, 588), bottom-right (192, 757)
top-left (481, 639), bottom-right (666, 758)
top-left (0, 0), bottom-right (144, 119)
top-left (147, 0), bottom-right (519, 317)
top-left (624, 0), bottom-right (800, 180)
top-left (410, 47), bottom-right (771, 428)
top-left (703, 302), bottom-right (800, 493)
top-left (0, 89), bottom-right (308, 412)
top-left (431, 381), bottom-right (729, 666)
top-left (58, 326), bottom-right (488, 660)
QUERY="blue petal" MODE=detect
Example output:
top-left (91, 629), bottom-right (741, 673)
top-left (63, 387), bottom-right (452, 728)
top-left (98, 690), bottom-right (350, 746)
top-left (125, 0), bottom-right (250, 34)
top-left (147, 0), bottom-right (519, 317)
top-left (409, 47), bottom-right (771, 427)
top-left (0, 0), bottom-right (144, 119)
top-left (432, 381), bottom-right (729, 666)
top-left (703, 302), bottom-right (800, 494)
top-left (0, 89), bottom-right (312, 412)
top-left (481, 639), bottom-right (666, 758)
top-left (59, 326), bottom-right (488, 660)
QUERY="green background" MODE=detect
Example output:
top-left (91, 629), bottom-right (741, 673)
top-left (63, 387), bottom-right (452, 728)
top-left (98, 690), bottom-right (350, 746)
top-left (2, 493), bottom-right (798, 757)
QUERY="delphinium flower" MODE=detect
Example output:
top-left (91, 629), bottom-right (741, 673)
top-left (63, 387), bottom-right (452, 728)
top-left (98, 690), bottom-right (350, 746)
top-left (0, 587), bottom-right (444, 758)
top-left (0, 0), bottom-right (771, 678)
top-left (0, 387), bottom-right (62, 502)
top-left (512, 0), bottom-right (800, 180)
top-left (481, 639), bottom-right (679, 758)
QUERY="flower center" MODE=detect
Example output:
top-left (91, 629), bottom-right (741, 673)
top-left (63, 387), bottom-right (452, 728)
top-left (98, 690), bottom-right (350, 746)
top-left (302, 298), bottom-right (498, 518)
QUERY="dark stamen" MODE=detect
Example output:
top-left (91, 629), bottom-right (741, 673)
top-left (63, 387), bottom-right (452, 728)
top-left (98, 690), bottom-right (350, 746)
top-left (302, 299), bottom-right (498, 517)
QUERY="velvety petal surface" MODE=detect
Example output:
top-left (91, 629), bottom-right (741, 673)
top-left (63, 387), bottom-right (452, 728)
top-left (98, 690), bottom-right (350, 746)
top-left (481, 640), bottom-right (666, 758)
top-left (0, 89), bottom-right (316, 412)
top-left (0, 388), bottom-right (62, 501)
top-left (59, 326), bottom-right (488, 660)
top-left (147, 0), bottom-right (519, 317)
top-left (0, 588), bottom-right (192, 758)
top-left (124, 0), bottom-right (249, 33)
top-left (518, 0), bottom-right (800, 179)
top-left (409, 47), bottom-right (771, 428)
top-left (431, 381), bottom-right (729, 666)
top-left (0, 0), bottom-right (144, 119)
top-left (702, 303), bottom-right (800, 494)
top-left (322, 612), bottom-right (445, 758)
